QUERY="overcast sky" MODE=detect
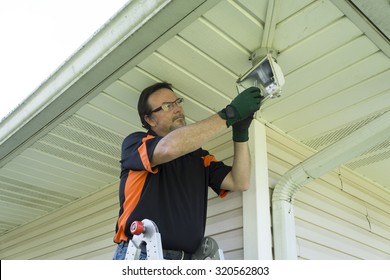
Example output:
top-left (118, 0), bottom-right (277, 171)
top-left (0, 0), bottom-right (128, 121)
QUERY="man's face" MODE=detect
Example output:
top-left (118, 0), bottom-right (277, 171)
top-left (145, 88), bottom-right (186, 136)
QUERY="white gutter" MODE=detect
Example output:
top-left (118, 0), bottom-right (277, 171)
top-left (0, 0), bottom-right (222, 167)
top-left (272, 109), bottom-right (390, 259)
top-left (1, 0), bottom-right (172, 144)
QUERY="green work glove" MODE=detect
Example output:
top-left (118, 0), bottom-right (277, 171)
top-left (232, 115), bottom-right (253, 142)
top-left (218, 87), bottom-right (262, 127)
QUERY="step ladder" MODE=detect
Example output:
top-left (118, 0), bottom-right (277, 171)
top-left (125, 219), bottom-right (163, 260)
top-left (125, 219), bottom-right (224, 260)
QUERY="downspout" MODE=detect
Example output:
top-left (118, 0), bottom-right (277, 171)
top-left (272, 110), bottom-right (390, 259)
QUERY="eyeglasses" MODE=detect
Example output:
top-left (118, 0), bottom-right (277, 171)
top-left (149, 98), bottom-right (184, 114)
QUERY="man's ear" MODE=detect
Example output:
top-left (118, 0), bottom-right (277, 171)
top-left (144, 115), bottom-right (156, 128)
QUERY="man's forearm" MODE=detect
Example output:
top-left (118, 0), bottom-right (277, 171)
top-left (151, 114), bottom-right (227, 166)
top-left (230, 142), bottom-right (251, 191)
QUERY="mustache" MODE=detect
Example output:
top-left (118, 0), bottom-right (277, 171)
top-left (172, 114), bottom-right (185, 121)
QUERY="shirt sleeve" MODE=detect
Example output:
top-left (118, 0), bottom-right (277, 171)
top-left (120, 132), bottom-right (162, 173)
top-left (202, 149), bottom-right (232, 197)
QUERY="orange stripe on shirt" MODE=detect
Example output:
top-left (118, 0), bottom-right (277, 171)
top-left (202, 154), bottom-right (229, 198)
top-left (138, 134), bottom-right (158, 174)
top-left (202, 154), bottom-right (217, 167)
top-left (114, 170), bottom-right (148, 243)
top-left (114, 134), bottom-right (160, 243)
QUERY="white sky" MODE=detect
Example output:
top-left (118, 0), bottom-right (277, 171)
top-left (0, 0), bottom-right (129, 121)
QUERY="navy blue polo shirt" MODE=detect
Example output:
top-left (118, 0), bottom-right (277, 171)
top-left (114, 130), bottom-right (231, 253)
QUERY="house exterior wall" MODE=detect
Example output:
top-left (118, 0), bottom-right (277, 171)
top-left (266, 127), bottom-right (390, 259)
top-left (0, 127), bottom-right (389, 260)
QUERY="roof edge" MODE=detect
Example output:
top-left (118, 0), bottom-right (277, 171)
top-left (0, 0), bottom-right (221, 165)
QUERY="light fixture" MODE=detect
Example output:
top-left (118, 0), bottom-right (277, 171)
top-left (236, 50), bottom-right (285, 100)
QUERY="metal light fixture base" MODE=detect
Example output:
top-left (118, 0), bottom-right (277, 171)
top-left (237, 48), bottom-right (285, 100)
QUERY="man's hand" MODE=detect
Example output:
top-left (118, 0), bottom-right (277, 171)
top-left (218, 87), bottom-right (262, 127)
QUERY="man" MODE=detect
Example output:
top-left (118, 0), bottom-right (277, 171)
top-left (113, 82), bottom-right (262, 260)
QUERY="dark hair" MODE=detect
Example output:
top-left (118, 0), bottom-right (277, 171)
top-left (138, 82), bottom-right (173, 129)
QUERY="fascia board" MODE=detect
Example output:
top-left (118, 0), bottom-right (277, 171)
top-left (0, 0), bottom-right (222, 166)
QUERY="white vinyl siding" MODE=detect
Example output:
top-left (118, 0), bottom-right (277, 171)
top-left (0, 184), bottom-right (118, 260)
top-left (205, 130), bottom-right (244, 260)
top-left (266, 126), bottom-right (390, 260)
